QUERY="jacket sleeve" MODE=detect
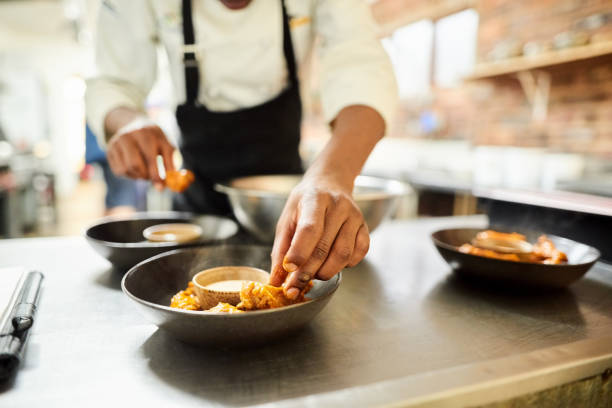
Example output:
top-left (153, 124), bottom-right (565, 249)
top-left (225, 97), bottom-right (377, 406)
top-left (85, 0), bottom-right (158, 146)
top-left (314, 0), bottom-right (398, 134)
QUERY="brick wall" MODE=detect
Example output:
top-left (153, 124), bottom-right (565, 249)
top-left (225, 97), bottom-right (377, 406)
top-left (377, 0), bottom-right (612, 156)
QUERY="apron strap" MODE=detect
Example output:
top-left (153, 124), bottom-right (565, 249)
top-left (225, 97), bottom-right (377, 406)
top-left (180, 0), bottom-right (299, 106)
top-left (181, 0), bottom-right (199, 106)
top-left (280, 0), bottom-right (299, 87)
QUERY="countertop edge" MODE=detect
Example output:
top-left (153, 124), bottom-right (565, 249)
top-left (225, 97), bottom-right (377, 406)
top-left (256, 335), bottom-right (612, 408)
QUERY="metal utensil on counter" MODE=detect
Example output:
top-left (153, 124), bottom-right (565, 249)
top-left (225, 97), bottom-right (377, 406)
top-left (0, 270), bottom-right (44, 382)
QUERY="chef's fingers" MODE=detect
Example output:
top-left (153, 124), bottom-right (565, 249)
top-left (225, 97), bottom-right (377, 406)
top-left (282, 192), bottom-right (329, 273)
top-left (152, 128), bottom-right (176, 174)
top-left (106, 148), bottom-right (120, 175)
top-left (269, 209), bottom-right (297, 286)
top-left (122, 138), bottom-right (148, 179)
top-left (132, 129), bottom-right (162, 183)
top-left (283, 203), bottom-right (349, 294)
top-left (316, 218), bottom-right (362, 281)
top-left (347, 224), bottom-right (370, 267)
top-left (110, 141), bottom-right (131, 177)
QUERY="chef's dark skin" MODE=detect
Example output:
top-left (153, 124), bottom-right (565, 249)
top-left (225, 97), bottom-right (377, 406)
top-left (105, 0), bottom-right (385, 299)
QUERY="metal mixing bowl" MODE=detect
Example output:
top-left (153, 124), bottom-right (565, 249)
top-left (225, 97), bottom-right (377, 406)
top-left (215, 175), bottom-right (410, 242)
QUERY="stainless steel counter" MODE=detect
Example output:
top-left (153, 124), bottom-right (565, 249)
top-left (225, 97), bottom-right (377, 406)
top-left (1, 216), bottom-right (612, 407)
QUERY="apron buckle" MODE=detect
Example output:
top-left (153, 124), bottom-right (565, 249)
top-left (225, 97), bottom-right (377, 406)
top-left (181, 44), bottom-right (201, 62)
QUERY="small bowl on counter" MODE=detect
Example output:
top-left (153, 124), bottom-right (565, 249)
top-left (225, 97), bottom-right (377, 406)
top-left (143, 223), bottom-right (203, 244)
top-left (215, 175), bottom-right (409, 242)
top-left (191, 266), bottom-right (269, 309)
top-left (85, 212), bottom-right (238, 272)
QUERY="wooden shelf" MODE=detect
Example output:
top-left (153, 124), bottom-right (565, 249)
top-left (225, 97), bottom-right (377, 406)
top-left (467, 41), bottom-right (612, 79)
top-left (373, 0), bottom-right (476, 38)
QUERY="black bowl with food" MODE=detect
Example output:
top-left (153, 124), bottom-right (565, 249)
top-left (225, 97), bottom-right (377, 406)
top-left (85, 211), bottom-right (238, 272)
top-left (121, 245), bottom-right (341, 347)
top-left (431, 228), bottom-right (600, 288)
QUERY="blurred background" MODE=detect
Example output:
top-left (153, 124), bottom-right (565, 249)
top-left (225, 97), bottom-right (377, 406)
top-left (0, 0), bottom-right (611, 238)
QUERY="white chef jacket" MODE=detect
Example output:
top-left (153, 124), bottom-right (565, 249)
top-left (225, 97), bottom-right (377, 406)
top-left (86, 0), bottom-right (398, 144)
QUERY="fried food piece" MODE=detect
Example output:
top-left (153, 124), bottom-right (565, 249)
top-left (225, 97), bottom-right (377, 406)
top-left (475, 230), bottom-right (526, 243)
top-left (207, 302), bottom-right (244, 314)
top-left (532, 235), bottom-right (568, 265)
top-left (170, 281), bottom-right (201, 311)
top-left (165, 169), bottom-right (195, 193)
top-left (459, 232), bottom-right (568, 265)
top-left (169, 280), bottom-right (313, 312)
top-left (237, 281), bottom-right (312, 311)
top-left (459, 243), bottom-right (521, 262)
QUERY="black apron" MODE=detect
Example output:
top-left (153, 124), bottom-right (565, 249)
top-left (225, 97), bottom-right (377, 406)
top-left (173, 0), bottom-right (303, 215)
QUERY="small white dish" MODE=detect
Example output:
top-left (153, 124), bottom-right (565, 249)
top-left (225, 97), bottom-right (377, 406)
top-left (143, 223), bottom-right (202, 244)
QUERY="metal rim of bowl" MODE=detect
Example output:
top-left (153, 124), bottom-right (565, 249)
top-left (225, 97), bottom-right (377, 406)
top-left (84, 211), bottom-right (239, 249)
top-left (431, 227), bottom-right (601, 267)
top-left (121, 246), bottom-right (343, 317)
top-left (214, 175), bottom-right (410, 201)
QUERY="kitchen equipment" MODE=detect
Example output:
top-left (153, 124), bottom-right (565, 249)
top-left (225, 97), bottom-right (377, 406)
top-left (215, 175), bottom-right (409, 242)
top-left (432, 228), bottom-right (600, 288)
top-left (0, 270), bottom-right (43, 382)
top-left (85, 212), bottom-right (238, 272)
top-left (191, 266), bottom-right (269, 309)
top-left (121, 245), bottom-right (341, 346)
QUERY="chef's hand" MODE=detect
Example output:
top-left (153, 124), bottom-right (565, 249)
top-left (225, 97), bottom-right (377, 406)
top-left (269, 175), bottom-right (370, 299)
top-left (106, 122), bottom-right (175, 189)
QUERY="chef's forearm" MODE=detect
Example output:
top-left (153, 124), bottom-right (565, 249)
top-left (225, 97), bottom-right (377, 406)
top-left (305, 105), bottom-right (385, 190)
top-left (103, 107), bottom-right (146, 141)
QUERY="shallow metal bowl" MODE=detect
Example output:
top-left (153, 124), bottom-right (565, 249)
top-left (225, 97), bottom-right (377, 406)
top-left (216, 175), bottom-right (409, 242)
top-left (432, 227), bottom-right (600, 288)
top-left (121, 245), bottom-right (341, 347)
top-left (85, 211), bottom-right (238, 272)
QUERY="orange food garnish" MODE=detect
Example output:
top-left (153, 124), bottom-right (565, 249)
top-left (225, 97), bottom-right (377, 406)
top-left (458, 232), bottom-right (567, 264)
top-left (475, 230), bottom-right (526, 243)
top-left (170, 282), bottom-right (201, 310)
top-left (169, 280), bottom-right (312, 312)
top-left (532, 235), bottom-right (568, 265)
top-left (207, 302), bottom-right (244, 314)
top-left (459, 244), bottom-right (521, 262)
top-left (165, 169), bottom-right (195, 193)
top-left (237, 281), bottom-right (312, 311)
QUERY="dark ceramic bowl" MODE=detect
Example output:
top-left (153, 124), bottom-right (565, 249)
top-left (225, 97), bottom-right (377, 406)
top-left (121, 245), bottom-right (341, 347)
top-left (85, 212), bottom-right (238, 272)
top-left (432, 228), bottom-right (600, 288)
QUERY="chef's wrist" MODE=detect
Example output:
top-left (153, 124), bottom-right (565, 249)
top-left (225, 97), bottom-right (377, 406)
top-left (104, 107), bottom-right (154, 142)
top-left (303, 165), bottom-right (355, 193)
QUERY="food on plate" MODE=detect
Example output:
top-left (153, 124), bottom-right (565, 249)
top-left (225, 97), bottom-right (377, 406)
top-left (170, 280), bottom-right (312, 312)
top-left (170, 282), bottom-right (201, 311)
top-left (207, 302), bottom-right (243, 314)
top-left (165, 169), bottom-right (195, 192)
top-left (532, 235), bottom-right (568, 264)
top-left (475, 230), bottom-right (526, 243)
top-left (458, 245), bottom-right (521, 262)
top-left (458, 230), bottom-right (568, 264)
top-left (237, 281), bottom-right (312, 310)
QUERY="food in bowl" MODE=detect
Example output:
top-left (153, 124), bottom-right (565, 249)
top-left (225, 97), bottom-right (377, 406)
top-left (166, 169), bottom-right (195, 192)
top-left (170, 280), bottom-right (312, 313)
top-left (458, 230), bottom-right (568, 264)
